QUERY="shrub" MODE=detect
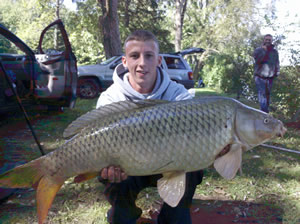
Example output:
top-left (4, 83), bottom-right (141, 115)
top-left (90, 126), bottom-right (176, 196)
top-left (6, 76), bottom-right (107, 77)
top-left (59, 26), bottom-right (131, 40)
top-left (272, 66), bottom-right (300, 120)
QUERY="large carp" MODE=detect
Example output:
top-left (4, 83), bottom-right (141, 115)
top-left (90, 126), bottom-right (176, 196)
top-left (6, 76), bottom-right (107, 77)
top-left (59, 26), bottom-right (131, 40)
top-left (0, 97), bottom-right (286, 224)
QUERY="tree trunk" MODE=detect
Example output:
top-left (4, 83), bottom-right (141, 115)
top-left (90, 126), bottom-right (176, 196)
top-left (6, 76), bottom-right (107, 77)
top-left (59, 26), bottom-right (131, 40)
top-left (124, 0), bottom-right (131, 27)
top-left (175, 0), bottom-right (187, 52)
top-left (98, 0), bottom-right (122, 58)
top-left (54, 0), bottom-right (62, 49)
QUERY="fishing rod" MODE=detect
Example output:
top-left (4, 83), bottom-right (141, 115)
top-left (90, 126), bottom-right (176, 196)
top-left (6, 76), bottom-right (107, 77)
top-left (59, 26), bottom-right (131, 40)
top-left (262, 144), bottom-right (300, 155)
top-left (0, 62), bottom-right (45, 155)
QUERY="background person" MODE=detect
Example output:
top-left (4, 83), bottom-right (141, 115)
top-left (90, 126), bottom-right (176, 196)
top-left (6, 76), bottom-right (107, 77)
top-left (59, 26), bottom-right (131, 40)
top-left (96, 30), bottom-right (204, 224)
top-left (253, 34), bottom-right (280, 113)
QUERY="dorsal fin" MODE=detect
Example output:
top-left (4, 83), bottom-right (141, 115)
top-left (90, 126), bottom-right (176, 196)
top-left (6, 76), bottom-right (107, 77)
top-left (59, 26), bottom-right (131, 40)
top-left (63, 99), bottom-right (169, 139)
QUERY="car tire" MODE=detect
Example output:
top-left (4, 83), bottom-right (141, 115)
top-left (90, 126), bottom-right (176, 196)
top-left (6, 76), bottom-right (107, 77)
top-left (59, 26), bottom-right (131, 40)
top-left (77, 79), bottom-right (100, 99)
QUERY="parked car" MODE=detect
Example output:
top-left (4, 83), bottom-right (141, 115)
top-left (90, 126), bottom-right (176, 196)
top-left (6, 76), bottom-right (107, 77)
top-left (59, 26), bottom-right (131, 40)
top-left (77, 48), bottom-right (205, 99)
top-left (0, 19), bottom-right (77, 114)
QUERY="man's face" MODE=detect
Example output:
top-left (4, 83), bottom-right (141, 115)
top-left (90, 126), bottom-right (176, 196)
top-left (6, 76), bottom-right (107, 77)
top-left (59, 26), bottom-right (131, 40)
top-left (263, 36), bottom-right (273, 46)
top-left (122, 40), bottom-right (162, 93)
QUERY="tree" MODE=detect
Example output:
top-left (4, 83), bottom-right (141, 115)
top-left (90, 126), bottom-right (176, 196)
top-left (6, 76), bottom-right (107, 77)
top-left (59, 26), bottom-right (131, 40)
top-left (174, 0), bottom-right (187, 51)
top-left (118, 0), bottom-right (173, 52)
top-left (98, 0), bottom-right (122, 58)
top-left (182, 0), bottom-right (262, 96)
top-left (64, 0), bottom-right (104, 65)
top-left (67, 0), bottom-right (172, 64)
top-left (0, 0), bottom-right (63, 50)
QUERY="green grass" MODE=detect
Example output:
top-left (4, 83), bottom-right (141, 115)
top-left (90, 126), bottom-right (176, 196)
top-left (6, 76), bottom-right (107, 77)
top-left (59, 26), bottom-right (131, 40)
top-left (0, 91), bottom-right (300, 224)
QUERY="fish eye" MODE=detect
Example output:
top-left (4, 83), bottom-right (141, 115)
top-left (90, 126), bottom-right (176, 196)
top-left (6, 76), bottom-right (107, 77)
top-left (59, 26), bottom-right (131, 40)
top-left (264, 118), bottom-right (269, 124)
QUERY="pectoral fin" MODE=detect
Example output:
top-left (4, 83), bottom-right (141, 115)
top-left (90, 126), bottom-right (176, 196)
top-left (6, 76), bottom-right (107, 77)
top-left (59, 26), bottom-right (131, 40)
top-left (214, 143), bottom-right (242, 179)
top-left (157, 171), bottom-right (186, 207)
top-left (74, 172), bottom-right (99, 183)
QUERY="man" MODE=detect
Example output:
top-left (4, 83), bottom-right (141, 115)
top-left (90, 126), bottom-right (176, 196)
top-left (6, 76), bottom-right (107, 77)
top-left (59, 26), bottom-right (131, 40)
top-left (97, 30), bottom-right (204, 224)
top-left (253, 34), bottom-right (280, 113)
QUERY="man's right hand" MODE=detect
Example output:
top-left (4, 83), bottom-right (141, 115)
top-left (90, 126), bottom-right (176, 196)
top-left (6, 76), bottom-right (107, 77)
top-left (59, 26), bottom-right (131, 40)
top-left (100, 166), bottom-right (128, 183)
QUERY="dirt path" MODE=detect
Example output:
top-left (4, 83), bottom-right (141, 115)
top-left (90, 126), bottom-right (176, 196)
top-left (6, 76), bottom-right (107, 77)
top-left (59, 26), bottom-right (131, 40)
top-left (0, 114), bottom-right (285, 223)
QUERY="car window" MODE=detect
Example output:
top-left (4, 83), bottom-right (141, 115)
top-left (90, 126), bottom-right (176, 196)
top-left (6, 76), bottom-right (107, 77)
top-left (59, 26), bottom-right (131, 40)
top-left (39, 25), bottom-right (66, 54)
top-left (164, 56), bottom-right (186, 69)
top-left (100, 56), bottom-right (119, 65)
top-left (0, 33), bottom-right (34, 98)
top-left (0, 34), bottom-right (23, 54)
top-left (110, 57), bottom-right (122, 68)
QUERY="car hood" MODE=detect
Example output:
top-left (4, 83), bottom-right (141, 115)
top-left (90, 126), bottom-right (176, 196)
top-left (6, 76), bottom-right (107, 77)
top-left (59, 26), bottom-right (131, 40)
top-left (78, 64), bottom-right (103, 73)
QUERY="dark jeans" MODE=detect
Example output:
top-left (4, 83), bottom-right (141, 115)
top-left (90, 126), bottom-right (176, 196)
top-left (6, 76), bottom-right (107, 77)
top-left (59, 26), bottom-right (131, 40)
top-left (255, 76), bottom-right (274, 113)
top-left (102, 170), bottom-right (204, 224)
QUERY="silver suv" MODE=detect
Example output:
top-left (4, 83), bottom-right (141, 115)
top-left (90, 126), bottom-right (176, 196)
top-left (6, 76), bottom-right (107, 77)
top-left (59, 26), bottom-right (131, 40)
top-left (77, 48), bottom-right (204, 99)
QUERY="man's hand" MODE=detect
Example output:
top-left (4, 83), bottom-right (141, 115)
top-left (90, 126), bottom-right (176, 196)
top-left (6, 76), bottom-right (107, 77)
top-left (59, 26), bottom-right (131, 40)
top-left (262, 45), bottom-right (267, 51)
top-left (100, 166), bottom-right (128, 183)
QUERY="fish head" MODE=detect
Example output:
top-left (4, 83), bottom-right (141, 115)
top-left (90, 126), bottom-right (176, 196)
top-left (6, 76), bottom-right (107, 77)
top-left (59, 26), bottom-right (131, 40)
top-left (235, 106), bottom-right (286, 148)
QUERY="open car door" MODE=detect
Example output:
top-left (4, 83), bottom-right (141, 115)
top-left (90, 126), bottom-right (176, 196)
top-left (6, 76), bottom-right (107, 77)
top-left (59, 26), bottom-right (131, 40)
top-left (0, 19), bottom-right (77, 113)
top-left (35, 19), bottom-right (77, 108)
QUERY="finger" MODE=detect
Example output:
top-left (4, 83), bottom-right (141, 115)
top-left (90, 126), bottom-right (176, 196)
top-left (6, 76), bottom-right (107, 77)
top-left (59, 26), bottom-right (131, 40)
top-left (100, 167), bottom-right (108, 179)
top-left (114, 167), bottom-right (121, 183)
top-left (108, 166), bottom-right (115, 182)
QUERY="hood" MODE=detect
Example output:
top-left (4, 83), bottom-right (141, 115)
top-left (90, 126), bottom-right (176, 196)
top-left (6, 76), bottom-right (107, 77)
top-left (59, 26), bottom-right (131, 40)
top-left (112, 64), bottom-right (173, 101)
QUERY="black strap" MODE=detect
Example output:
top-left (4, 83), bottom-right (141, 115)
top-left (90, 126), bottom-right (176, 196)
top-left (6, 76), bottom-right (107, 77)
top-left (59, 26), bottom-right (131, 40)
top-left (0, 61), bottom-right (45, 156)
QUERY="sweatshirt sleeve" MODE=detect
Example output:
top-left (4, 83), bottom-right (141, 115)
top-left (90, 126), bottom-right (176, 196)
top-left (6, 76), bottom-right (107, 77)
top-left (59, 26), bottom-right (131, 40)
top-left (167, 81), bottom-right (193, 101)
top-left (96, 84), bottom-right (127, 108)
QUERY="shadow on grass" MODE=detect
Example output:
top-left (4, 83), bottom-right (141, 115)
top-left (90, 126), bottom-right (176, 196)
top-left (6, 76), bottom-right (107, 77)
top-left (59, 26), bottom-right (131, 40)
top-left (149, 199), bottom-right (283, 224)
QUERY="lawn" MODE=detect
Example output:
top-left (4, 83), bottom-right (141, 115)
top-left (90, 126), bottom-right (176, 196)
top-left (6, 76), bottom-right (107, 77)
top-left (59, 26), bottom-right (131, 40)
top-left (0, 88), bottom-right (299, 224)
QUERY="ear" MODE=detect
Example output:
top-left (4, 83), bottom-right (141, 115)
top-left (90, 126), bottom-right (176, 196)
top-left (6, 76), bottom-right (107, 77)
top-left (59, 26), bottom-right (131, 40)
top-left (122, 56), bottom-right (127, 68)
top-left (157, 55), bottom-right (162, 67)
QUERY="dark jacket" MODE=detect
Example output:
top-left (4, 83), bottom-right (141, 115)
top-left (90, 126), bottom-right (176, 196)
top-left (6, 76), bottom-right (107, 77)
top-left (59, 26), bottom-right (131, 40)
top-left (253, 44), bottom-right (280, 78)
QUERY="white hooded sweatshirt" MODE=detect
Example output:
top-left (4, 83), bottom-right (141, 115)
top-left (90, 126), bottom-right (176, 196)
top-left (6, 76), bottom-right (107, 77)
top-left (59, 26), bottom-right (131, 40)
top-left (96, 64), bottom-right (192, 108)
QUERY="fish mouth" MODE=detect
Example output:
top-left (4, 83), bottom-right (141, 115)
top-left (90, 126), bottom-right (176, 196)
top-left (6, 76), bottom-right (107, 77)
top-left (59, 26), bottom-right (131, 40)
top-left (277, 124), bottom-right (287, 137)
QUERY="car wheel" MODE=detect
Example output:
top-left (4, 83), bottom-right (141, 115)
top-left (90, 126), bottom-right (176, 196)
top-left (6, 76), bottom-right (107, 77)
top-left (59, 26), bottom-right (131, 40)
top-left (77, 79), bottom-right (100, 99)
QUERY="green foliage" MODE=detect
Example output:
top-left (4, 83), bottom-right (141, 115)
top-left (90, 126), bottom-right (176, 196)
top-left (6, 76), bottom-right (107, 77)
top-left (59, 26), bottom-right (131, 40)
top-left (0, 0), bottom-right (64, 52)
top-left (118, 0), bottom-right (173, 53)
top-left (175, 0), bottom-right (263, 97)
top-left (199, 51), bottom-right (254, 99)
top-left (64, 0), bottom-right (104, 65)
top-left (200, 53), bottom-right (231, 90)
top-left (272, 66), bottom-right (300, 120)
top-left (66, 0), bottom-right (173, 64)
top-left (1, 0), bottom-right (299, 119)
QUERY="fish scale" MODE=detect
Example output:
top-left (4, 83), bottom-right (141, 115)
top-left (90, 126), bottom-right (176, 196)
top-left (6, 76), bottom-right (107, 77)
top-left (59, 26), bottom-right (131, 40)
top-left (0, 96), bottom-right (286, 224)
top-left (42, 99), bottom-right (233, 177)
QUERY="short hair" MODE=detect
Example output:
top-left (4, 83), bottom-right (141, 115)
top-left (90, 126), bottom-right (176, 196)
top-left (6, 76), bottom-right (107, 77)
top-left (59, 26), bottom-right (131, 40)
top-left (124, 30), bottom-right (159, 52)
top-left (264, 34), bottom-right (273, 39)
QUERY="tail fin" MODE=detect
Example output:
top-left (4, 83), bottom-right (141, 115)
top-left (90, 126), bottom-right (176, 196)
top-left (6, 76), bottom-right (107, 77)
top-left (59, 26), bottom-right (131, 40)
top-left (0, 159), bottom-right (43, 188)
top-left (37, 176), bottom-right (64, 224)
top-left (0, 159), bottom-right (66, 224)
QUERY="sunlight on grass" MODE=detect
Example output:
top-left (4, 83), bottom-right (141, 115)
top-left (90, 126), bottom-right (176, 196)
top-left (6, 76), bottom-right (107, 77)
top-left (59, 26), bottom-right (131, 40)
top-left (1, 92), bottom-right (299, 223)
